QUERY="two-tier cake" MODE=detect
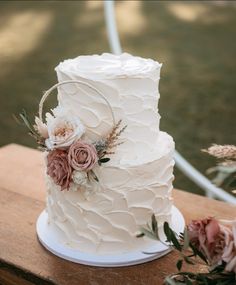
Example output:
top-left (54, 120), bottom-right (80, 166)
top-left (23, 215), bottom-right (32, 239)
top-left (39, 53), bottom-right (175, 256)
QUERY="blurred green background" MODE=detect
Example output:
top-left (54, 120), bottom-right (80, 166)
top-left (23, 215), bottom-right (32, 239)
top-left (0, 1), bottom-right (235, 195)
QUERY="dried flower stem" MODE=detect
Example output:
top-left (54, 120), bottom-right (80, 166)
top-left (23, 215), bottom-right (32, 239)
top-left (17, 110), bottom-right (46, 148)
top-left (105, 120), bottom-right (127, 152)
top-left (93, 120), bottom-right (127, 166)
top-left (203, 144), bottom-right (236, 161)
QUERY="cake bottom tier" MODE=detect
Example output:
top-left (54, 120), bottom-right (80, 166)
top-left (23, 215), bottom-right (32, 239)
top-left (46, 132), bottom-right (175, 254)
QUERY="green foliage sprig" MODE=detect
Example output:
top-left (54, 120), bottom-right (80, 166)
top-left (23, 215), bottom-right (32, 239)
top-left (137, 215), bottom-right (235, 285)
top-left (16, 110), bottom-right (46, 149)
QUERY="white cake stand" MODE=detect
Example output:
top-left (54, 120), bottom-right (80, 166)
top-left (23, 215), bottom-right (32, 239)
top-left (36, 206), bottom-right (185, 267)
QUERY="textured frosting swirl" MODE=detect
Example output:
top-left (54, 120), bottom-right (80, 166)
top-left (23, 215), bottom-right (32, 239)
top-left (55, 53), bottom-right (162, 162)
top-left (46, 53), bottom-right (176, 255)
top-left (56, 53), bottom-right (162, 80)
top-left (46, 132), bottom-right (175, 254)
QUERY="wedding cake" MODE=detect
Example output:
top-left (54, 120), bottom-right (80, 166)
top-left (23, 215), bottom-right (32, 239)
top-left (43, 53), bottom-right (175, 254)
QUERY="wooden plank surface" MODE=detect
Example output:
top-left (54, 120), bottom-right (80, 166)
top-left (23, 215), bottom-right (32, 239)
top-left (0, 144), bottom-right (236, 285)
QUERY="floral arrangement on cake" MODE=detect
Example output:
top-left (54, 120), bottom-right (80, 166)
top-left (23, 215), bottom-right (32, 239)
top-left (19, 108), bottom-right (126, 192)
top-left (137, 215), bottom-right (236, 285)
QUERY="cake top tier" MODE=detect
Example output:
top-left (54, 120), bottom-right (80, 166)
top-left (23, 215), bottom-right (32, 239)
top-left (55, 53), bottom-right (162, 164)
top-left (56, 53), bottom-right (162, 81)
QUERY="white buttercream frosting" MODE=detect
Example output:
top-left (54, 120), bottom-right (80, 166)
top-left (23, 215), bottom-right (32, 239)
top-left (55, 53), bottom-right (162, 163)
top-left (46, 53), bottom-right (175, 254)
top-left (46, 132), bottom-right (174, 254)
top-left (56, 53), bottom-right (162, 80)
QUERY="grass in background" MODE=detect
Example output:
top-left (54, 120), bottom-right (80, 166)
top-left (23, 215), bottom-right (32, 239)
top-left (0, 1), bottom-right (235, 195)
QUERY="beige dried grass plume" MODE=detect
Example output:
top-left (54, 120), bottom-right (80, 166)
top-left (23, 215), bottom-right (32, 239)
top-left (202, 144), bottom-right (236, 160)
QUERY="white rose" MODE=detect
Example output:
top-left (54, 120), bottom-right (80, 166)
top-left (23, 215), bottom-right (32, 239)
top-left (72, 171), bottom-right (88, 186)
top-left (34, 116), bottom-right (49, 139)
top-left (45, 111), bottom-right (85, 149)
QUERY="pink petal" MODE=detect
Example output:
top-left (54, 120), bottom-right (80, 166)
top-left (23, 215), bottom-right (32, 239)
top-left (206, 219), bottom-right (220, 244)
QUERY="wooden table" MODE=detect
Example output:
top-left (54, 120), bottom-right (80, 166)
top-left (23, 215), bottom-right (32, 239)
top-left (0, 144), bottom-right (235, 285)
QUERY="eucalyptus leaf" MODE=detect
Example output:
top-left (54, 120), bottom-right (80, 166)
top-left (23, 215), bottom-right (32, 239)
top-left (176, 259), bottom-right (183, 271)
top-left (136, 232), bottom-right (145, 238)
top-left (170, 230), bottom-right (182, 251)
top-left (189, 243), bottom-right (208, 264)
top-left (99, 157), bottom-right (110, 164)
top-left (164, 222), bottom-right (172, 242)
top-left (163, 222), bottom-right (182, 251)
top-left (151, 214), bottom-right (158, 237)
top-left (19, 112), bottom-right (34, 133)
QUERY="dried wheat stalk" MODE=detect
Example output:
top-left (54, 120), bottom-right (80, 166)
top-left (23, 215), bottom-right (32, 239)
top-left (202, 144), bottom-right (236, 160)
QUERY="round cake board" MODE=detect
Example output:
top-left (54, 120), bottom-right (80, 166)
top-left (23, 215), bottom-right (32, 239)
top-left (36, 206), bottom-right (185, 267)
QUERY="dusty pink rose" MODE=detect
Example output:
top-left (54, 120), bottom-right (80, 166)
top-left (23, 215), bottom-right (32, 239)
top-left (47, 149), bottom-right (72, 190)
top-left (220, 222), bottom-right (236, 272)
top-left (188, 217), bottom-right (222, 265)
top-left (188, 218), bottom-right (236, 272)
top-left (68, 141), bottom-right (98, 171)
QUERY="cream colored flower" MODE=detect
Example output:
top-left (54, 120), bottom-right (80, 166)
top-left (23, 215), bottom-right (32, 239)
top-left (72, 170), bottom-right (88, 186)
top-left (34, 116), bottom-right (49, 139)
top-left (45, 111), bottom-right (85, 150)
